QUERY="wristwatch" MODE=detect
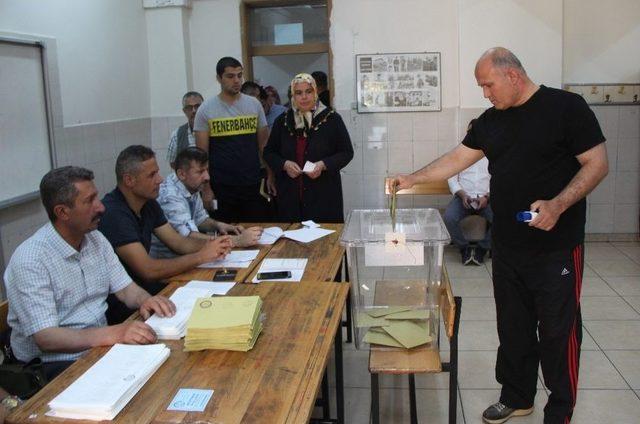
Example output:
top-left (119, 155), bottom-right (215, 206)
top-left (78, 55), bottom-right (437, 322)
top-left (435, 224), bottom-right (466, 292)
top-left (1, 394), bottom-right (22, 412)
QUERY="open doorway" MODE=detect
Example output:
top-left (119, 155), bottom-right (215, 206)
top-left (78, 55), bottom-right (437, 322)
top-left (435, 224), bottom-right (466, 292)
top-left (241, 1), bottom-right (332, 106)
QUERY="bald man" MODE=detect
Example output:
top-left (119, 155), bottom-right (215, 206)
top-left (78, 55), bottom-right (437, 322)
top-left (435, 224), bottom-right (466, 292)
top-left (393, 47), bottom-right (608, 424)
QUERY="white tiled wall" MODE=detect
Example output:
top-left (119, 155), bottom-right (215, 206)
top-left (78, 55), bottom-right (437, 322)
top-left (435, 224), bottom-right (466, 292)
top-left (339, 107), bottom-right (462, 214)
top-left (588, 105), bottom-right (640, 235)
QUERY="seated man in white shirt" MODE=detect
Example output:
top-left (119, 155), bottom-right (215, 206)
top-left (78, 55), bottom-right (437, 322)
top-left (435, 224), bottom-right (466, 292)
top-left (4, 167), bottom-right (175, 380)
top-left (151, 147), bottom-right (263, 258)
top-left (444, 155), bottom-right (493, 265)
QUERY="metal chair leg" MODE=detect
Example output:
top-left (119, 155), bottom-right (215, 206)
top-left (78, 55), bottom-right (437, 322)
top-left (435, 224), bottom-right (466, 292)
top-left (409, 373), bottom-right (417, 424)
top-left (371, 373), bottom-right (379, 424)
top-left (321, 370), bottom-right (330, 419)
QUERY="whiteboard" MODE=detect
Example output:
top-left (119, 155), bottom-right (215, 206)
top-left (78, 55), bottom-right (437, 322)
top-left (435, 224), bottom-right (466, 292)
top-left (0, 39), bottom-right (53, 207)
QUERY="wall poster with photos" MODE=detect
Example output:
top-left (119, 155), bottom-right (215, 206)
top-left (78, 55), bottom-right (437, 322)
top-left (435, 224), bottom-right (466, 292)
top-left (356, 52), bottom-right (441, 113)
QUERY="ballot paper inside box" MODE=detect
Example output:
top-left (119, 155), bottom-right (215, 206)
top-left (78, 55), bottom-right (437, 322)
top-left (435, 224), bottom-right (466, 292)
top-left (340, 209), bottom-right (450, 350)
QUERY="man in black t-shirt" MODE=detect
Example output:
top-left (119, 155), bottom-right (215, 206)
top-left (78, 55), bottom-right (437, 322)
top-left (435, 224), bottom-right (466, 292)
top-left (393, 48), bottom-right (608, 424)
top-left (99, 145), bottom-right (232, 324)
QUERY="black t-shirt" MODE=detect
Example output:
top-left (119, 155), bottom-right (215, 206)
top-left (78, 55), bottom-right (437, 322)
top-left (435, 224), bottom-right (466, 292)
top-left (98, 188), bottom-right (167, 281)
top-left (462, 85), bottom-right (605, 251)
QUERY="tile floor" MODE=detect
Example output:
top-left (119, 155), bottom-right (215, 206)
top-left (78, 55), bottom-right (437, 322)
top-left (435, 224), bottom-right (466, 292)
top-left (317, 241), bottom-right (640, 423)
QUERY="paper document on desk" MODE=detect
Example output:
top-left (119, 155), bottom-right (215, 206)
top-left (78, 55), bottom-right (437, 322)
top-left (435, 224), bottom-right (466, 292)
top-left (301, 220), bottom-right (320, 228)
top-left (168, 388), bottom-right (214, 412)
top-left (252, 258), bottom-right (308, 283)
top-left (146, 286), bottom-right (218, 339)
top-left (198, 250), bottom-right (259, 268)
top-left (47, 344), bottom-right (170, 420)
top-left (283, 227), bottom-right (334, 243)
top-left (258, 227), bottom-right (285, 244)
top-left (258, 226), bottom-right (334, 244)
top-left (185, 280), bottom-right (235, 295)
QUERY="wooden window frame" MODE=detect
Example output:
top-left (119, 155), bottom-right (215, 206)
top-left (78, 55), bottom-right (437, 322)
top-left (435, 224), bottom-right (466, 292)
top-left (240, 0), bottom-right (333, 105)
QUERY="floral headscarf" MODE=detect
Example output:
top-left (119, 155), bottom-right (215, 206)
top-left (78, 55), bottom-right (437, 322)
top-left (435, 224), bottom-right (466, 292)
top-left (290, 73), bottom-right (326, 135)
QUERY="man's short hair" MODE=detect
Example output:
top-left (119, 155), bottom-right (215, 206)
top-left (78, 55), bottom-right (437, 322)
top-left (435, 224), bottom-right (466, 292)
top-left (115, 145), bottom-right (156, 183)
top-left (175, 147), bottom-right (209, 172)
top-left (216, 57), bottom-right (243, 77)
top-left (482, 47), bottom-right (526, 75)
top-left (40, 166), bottom-right (95, 221)
top-left (241, 81), bottom-right (267, 100)
top-left (311, 71), bottom-right (328, 88)
top-left (182, 91), bottom-right (203, 107)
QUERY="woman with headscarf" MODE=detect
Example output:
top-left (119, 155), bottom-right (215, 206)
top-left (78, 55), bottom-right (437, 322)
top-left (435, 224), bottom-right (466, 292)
top-left (263, 73), bottom-right (354, 223)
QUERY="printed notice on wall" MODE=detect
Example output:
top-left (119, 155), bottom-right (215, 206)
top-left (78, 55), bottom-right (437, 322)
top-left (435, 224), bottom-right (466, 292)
top-left (356, 52), bottom-right (441, 113)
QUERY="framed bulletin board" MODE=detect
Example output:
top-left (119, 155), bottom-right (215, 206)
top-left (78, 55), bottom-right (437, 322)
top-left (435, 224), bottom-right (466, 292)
top-left (356, 52), bottom-right (441, 113)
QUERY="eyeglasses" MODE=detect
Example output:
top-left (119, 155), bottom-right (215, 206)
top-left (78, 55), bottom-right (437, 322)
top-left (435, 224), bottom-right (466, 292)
top-left (183, 104), bottom-right (201, 112)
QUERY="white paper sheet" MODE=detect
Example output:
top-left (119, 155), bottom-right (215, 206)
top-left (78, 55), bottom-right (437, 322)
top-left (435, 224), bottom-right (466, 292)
top-left (258, 225), bottom-right (334, 244)
top-left (301, 220), bottom-right (320, 228)
top-left (48, 344), bottom-right (170, 420)
top-left (364, 242), bottom-right (425, 267)
top-left (252, 258), bottom-right (308, 283)
top-left (283, 227), bottom-right (335, 243)
top-left (258, 227), bottom-right (284, 244)
top-left (302, 161), bottom-right (316, 173)
top-left (146, 287), bottom-right (214, 339)
top-left (184, 281), bottom-right (236, 295)
top-left (197, 250), bottom-right (259, 268)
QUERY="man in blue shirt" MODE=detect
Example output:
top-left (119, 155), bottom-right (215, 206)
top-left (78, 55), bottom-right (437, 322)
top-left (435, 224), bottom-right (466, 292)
top-left (150, 147), bottom-right (262, 258)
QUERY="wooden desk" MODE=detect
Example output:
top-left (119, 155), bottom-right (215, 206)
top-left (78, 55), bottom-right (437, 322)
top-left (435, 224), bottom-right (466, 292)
top-left (8, 281), bottom-right (349, 424)
top-left (246, 223), bottom-right (345, 283)
top-left (169, 223), bottom-right (292, 282)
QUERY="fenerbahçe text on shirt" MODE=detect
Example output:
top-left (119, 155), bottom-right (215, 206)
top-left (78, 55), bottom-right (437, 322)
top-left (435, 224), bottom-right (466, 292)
top-left (208, 116), bottom-right (258, 137)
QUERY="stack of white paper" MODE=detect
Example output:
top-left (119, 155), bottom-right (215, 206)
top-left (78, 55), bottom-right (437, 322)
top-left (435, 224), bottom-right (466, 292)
top-left (47, 344), bottom-right (170, 420)
top-left (197, 250), bottom-right (259, 268)
top-left (258, 226), bottom-right (334, 244)
top-left (252, 258), bottom-right (308, 283)
top-left (146, 282), bottom-right (236, 339)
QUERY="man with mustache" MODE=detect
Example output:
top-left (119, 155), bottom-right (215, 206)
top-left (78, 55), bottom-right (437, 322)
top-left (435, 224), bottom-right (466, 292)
top-left (4, 167), bottom-right (176, 380)
top-left (98, 145), bottom-right (232, 324)
top-left (150, 147), bottom-right (262, 258)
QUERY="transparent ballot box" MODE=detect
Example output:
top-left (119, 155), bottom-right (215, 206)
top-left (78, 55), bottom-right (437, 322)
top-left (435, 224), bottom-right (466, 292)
top-left (340, 209), bottom-right (450, 350)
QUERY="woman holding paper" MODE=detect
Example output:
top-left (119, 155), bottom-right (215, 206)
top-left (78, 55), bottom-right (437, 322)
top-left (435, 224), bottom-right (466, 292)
top-left (264, 73), bottom-right (353, 223)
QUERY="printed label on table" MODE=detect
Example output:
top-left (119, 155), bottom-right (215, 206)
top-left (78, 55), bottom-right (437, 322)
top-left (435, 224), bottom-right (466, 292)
top-left (167, 388), bottom-right (214, 412)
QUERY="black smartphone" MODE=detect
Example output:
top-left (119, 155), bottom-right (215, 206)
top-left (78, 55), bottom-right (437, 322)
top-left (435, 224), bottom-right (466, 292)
top-left (212, 269), bottom-right (237, 282)
top-left (257, 271), bottom-right (292, 280)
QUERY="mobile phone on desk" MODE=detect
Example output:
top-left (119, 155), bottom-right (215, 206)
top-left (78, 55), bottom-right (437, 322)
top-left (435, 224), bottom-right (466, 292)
top-left (213, 269), bottom-right (237, 281)
top-left (257, 271), bottom-right (292, 280)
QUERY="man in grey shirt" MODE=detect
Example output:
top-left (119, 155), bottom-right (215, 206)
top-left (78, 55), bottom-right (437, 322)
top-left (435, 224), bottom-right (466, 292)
top-left (4, 167), bottom-right (175, 379)
top-left (194, 56), bottom-right (274, 222)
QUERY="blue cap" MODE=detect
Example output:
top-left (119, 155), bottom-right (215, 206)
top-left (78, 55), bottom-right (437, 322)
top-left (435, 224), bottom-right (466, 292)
top-left (516, 211), bottom-right (534, 222)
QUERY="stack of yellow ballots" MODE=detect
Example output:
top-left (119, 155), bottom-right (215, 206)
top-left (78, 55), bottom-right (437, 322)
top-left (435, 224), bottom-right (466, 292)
top-left (184, 296), bottom-right (263, 352)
